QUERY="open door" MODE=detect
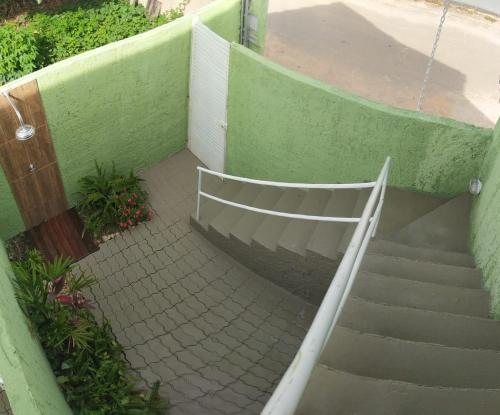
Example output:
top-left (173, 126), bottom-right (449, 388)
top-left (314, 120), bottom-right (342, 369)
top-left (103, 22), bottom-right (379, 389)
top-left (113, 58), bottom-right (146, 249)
top-left (188, 20), bottom-right (230, 172)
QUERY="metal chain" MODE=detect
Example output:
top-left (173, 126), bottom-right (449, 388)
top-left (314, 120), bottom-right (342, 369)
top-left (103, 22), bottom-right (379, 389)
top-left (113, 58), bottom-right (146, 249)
top-left (416, 0), bottom-right (451, 111)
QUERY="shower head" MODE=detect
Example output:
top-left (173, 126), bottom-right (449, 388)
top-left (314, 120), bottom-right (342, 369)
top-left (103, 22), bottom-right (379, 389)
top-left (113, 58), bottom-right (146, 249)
top-left (15, 124), bottom-right (36, 141)
top-left (2, 90), bottom-right (36, 141)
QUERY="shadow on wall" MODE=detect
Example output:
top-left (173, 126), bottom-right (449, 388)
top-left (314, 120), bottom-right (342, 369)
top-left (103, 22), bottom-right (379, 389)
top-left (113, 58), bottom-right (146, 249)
top-left (265, 2), bottom-right (493, 128)
top-left (0, 390), bottom-right (12, 415)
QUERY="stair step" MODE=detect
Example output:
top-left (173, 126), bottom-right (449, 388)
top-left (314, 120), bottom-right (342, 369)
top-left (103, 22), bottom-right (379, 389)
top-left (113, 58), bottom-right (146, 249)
top-left (387, 193), bottom-right (471, 253)
top-left (198, 179), bottom-right (242, 229)
top-left (361, 253), bottom-right (482, 288)
top-left (229, 187), bottom-right (284, 244)
top-left (252, 189), bottom-right (305, 251)
top-left (296, 366), bottom-right (500, 415)
top-left (375, 187), bottom-right (446, 234)
top-left (322, 326), bottom-right (500, 389)
top-left (209, 183), bottom-right (261, 237)
top-left (338, 189), bottom-right (370, 252)
top-left (369, 238), bottom-right (475, 268)
top-left (306, 189), bottom-right (358, 260)
top-left (277, 190), bottom-right (332, 256)
top-left (352, 271), bottom-right (489, 317)
top-left (340, 296), bottom-right (500, 350)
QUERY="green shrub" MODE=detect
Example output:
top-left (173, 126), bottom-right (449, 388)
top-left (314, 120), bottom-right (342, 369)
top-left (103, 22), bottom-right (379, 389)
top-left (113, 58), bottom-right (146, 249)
top-left (0, 0), bottom-right (184, 85)
top-left (0, 22), bottom-right (41, 84)
top-left (77, 162), bottom-right (152, 239)
top-left (30, 1), bottom-right (170, 63)
top-left (12, 250), bottom-right (168, 414)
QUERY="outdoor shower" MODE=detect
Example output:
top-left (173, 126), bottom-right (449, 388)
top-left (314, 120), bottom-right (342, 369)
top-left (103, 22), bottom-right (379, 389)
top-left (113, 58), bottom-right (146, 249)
top-left (2, 90), bottom-right (36, 141)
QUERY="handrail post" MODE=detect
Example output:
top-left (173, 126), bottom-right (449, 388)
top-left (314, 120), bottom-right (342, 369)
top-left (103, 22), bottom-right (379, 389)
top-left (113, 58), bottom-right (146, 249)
top-left (196, 168), bottom-right (202, 221)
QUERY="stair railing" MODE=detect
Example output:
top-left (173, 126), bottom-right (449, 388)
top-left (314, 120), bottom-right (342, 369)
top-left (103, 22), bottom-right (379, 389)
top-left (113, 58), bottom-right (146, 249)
top-left (195, 158), bottom-right (390, 415)
top-left (262, 157), bottom-right (391, 415)
top-left (196, 168), bottom-right (378, 223)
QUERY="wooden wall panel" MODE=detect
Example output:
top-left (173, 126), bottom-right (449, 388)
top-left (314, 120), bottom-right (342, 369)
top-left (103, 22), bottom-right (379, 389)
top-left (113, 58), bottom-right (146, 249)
top-left (0, 80), bottom-right (68, 229)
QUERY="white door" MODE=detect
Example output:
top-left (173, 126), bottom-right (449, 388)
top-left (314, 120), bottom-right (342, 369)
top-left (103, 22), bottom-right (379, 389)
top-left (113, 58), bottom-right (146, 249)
top-left (188, 20), bottom-right (230, 172)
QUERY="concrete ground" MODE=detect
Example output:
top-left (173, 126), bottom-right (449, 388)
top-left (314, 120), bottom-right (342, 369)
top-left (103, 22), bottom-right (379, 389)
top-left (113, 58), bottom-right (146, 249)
top-left (265, 0), bottom-right (500, 127)
top-left (76, 150), bottom-right (316, 415)
top-left (184, 0), bottom-right (214, 14)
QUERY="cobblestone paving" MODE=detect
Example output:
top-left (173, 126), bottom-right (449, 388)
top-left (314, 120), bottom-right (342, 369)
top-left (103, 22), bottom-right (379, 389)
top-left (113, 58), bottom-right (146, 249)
top-left (0, 390), bottom-right (12, 415)
top-left (76, 150), bottom-right (317, 415)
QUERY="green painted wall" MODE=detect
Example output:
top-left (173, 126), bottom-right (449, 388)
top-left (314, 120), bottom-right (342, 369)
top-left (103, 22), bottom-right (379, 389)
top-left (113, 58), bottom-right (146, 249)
top-left (0, 175), bottom-right (23, 242)
top-left (225, 45), bottom-right (492, 197)
top-left (0, 241), bottom-right (72, 415)
top-left (471, 120), bottom-right (500, 317)
top-left (0, 0), bottom-right (241, 240)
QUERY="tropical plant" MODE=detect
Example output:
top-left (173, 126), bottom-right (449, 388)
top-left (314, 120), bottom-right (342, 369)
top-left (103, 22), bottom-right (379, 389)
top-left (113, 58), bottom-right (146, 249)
top-left (13, 250), bottom-right (94, 346)
top-left (77, 161), bottom-right (152, 238)
top-left (12, 250), bottom-right (168, 414)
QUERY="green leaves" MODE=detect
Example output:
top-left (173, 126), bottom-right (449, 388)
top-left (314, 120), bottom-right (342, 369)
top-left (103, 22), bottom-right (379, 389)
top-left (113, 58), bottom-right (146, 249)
top-left (12, 250), bottom-right (168, 414)
top-left (77, 161), bottom-right (150, 238)
top-left (40, 255), bottom-right (73, 280)
top-left (0, 0), bottom-right (183, 85)
top-left (0, 22), bottom-right (41, 85)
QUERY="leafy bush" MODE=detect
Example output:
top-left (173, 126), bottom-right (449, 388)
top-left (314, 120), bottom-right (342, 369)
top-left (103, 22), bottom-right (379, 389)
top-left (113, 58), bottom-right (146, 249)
top-left (77, 162), bottom-right (152, 238)
top-left (0, 0), bottom-right (184, 85)
top-left (13, 250), bottom-right (168, 414)
top-left (30, 1), bottom-right (171, 63)
top-left (0, 22), bottom-right (41, 84)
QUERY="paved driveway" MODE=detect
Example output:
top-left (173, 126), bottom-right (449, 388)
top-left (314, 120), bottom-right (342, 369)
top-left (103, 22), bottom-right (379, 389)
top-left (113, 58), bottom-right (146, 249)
top-left (265, 0), bottom-right (500, 127)
top-left (77, 150), bottom-right (316, 415)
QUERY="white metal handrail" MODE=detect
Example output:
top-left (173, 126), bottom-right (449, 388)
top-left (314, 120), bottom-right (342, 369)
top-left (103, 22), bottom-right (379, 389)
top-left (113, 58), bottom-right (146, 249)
top-left (197, 166), bottom-right (377, 189)
top-left (195, 159), bottom-right (390, 414)
top-left (261, 157), bottom-right (391, 415)
top-left (196, 167), bottom-right (378, 223)
top-left (199, 191), bottom-right (361, 223)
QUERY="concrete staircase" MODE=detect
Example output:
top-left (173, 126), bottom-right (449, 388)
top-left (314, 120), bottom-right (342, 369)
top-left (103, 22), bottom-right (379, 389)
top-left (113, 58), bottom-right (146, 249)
top-left (191, 176), bottom-right (446, 303)
top-left (191, 177), bottom-right (500, 414)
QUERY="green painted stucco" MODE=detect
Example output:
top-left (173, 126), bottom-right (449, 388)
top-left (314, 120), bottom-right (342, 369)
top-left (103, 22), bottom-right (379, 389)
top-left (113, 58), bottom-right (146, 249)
top-left (0, 174), bottom-right (23, 241)
top-left (0, 240), bottom-right (72, 415)
top-left (0, 0), bottom-right (241, 240)
top-left (248, 0), bottom-right (269, 53)
top-left (471, 120), bottom-right (500, 317)
top-left (225, 45), bottom-right (492, 197)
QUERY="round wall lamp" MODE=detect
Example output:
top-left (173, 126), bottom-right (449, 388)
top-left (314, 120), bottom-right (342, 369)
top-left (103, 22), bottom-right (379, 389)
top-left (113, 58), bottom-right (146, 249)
top-left (469, 178), bottom-right (482, 195)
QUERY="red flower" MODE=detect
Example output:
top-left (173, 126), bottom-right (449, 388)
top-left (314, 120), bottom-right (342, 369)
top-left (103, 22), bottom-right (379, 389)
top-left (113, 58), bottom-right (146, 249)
top-left (56, 295), bottom-right (73, 305)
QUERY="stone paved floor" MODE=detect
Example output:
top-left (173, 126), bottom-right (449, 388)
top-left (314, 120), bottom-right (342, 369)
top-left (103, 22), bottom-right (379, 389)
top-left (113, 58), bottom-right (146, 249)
top-left (76, 150), bottom-right (317, 415)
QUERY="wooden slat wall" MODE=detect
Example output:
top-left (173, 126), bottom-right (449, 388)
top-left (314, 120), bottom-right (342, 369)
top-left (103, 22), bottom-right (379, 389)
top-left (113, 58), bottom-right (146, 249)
top-left (0, 80), bottom-right (68, 229)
